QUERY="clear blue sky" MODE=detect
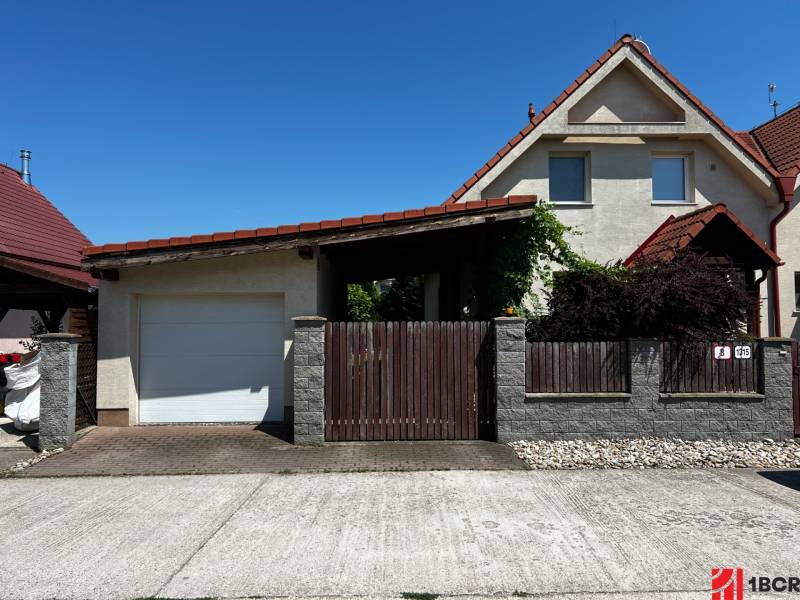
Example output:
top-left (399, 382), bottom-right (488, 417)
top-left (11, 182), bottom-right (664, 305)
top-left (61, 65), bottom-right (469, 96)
top-left (3, 0), bottom-right (798, 245)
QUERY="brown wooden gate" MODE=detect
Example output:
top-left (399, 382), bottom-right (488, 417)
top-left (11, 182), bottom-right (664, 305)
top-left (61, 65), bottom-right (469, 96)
top-left (792, 340), bottom-right (800, 436)
top-left (324, 321), bottom-right (494, 441)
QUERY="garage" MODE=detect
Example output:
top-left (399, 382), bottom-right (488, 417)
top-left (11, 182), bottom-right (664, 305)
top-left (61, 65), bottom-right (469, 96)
top-left (138, 294), bottom-right (284, 423)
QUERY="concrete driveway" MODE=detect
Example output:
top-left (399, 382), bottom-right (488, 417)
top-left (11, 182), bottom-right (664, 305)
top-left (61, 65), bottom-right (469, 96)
top-left (0, 469), bottom-right (798, 600)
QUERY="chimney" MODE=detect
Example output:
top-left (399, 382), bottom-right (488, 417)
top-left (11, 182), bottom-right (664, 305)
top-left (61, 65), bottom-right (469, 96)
top-left (20, 150), bottom-right (31, 185)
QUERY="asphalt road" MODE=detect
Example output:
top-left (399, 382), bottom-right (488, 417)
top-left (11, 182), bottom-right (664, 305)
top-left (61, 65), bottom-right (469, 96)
top-left (1, 469), bottom-right (798, 599)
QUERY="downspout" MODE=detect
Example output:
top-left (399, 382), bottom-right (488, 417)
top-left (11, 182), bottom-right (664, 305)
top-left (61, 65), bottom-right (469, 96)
top-left (769, 175), bottom-right (796, 337)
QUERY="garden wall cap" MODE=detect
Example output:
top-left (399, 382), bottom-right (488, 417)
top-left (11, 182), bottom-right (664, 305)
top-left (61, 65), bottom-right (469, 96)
top-left (762, 336), bottom-right (795, 342)
top-left (493, 316), bottom-right (525, 323)
top-left (38, 333), bottom-right (82, 342)
top-left (292, 316), bottom-right (327, 322)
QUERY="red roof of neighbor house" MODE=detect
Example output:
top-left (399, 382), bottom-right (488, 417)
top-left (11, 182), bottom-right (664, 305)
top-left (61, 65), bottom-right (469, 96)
top-left (442, 34), bottom-right (780, 205)
top-left (623, 203), bottom-right (781, 267)
top-left (0, 164), bottom-right (96, 290)
top-left (83, 195), bottom-right (538, 258)
top-left (748, 104), bottom-right (800, 176)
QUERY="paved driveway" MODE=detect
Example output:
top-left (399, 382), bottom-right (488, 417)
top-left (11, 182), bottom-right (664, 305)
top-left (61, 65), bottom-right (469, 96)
top-left (18, 425), bottom-right (524, 476)
top-left (1, 469), bottom-right (798, 599)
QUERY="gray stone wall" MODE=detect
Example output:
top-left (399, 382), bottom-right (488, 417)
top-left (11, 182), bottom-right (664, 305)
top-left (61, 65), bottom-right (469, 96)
top-left (493, 318), bottom-right (527, 443)
top-left (38, 334), bottom-right (80, 451)
top-left (292, 317), bottom-right (326, 445)
top-left (498, 337), bottom-right (795, 442)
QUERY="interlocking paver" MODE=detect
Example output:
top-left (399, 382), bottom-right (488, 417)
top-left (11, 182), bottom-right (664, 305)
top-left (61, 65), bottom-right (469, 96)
top-left (19, 425), bottom-right (526, 477)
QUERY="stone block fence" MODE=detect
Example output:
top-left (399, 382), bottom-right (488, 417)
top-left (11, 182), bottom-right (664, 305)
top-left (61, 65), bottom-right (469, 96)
top-left (292, 317), bottom-right (795, 444)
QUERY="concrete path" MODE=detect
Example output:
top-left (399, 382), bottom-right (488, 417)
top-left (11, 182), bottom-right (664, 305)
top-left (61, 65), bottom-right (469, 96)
top-left (0, 469), bottom-right (798, 599)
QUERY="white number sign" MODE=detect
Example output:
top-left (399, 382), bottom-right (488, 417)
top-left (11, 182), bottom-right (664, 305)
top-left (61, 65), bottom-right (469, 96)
top-left (734, 345), bottom-right (752, 359)
top-left (713, 345), bottom-right (732, 360)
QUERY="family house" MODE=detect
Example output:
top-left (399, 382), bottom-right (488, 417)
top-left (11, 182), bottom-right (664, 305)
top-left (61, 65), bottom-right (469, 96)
top-left (82, 35), bottom-right (800, 429)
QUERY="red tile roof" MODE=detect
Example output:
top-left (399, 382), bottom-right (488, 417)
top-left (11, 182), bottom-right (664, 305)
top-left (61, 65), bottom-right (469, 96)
top-left (748, 104), bottom-right (800, 176)
top-left (0, 164), bottom-right (96, 290)
top-left (442, 34), bottom-right (779, 205)
top-left (83, 195), bottom-right (538, 258)
top-left (623, 203), bottom-right (781, 267)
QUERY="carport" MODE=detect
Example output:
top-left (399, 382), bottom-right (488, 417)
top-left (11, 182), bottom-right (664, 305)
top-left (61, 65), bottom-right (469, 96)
top-left (82, 195), bottom-right (537, 428)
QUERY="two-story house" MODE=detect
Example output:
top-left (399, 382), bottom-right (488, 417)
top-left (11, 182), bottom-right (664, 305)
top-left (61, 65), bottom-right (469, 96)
top-left (83, 35), bottom-right (799, 427)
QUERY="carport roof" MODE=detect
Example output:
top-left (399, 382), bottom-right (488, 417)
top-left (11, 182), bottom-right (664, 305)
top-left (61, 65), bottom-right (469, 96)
top-left (82, 195), bottom-right (538, 269)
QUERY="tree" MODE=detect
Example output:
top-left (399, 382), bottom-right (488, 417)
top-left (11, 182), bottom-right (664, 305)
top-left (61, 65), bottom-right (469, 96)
top-left (377, 276), bottom-right (424, 321)
top-left (346, 282), bottom-right (379, 321)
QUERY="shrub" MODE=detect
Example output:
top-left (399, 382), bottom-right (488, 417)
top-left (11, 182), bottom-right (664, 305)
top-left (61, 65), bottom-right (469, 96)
top-left (532, 251), bottom-right (752, 342)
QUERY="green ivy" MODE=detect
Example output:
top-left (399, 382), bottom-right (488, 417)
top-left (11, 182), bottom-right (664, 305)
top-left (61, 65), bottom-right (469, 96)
top-left (483, 202), bottom-right (589, 318)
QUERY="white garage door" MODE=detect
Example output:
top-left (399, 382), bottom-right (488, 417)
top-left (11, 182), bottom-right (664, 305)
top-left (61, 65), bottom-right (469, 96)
top-left (138, 295), bottom-right (284, 423)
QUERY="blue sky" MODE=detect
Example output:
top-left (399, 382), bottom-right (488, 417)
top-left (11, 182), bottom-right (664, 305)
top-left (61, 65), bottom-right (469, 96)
top-left (3, 0), bottom-right (798, 244)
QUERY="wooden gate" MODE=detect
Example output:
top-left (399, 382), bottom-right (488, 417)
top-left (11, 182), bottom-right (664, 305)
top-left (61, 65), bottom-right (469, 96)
top-left (324, 321), bottom-right (494, 441)
top-left (793, 340), bottom-right (800, 436)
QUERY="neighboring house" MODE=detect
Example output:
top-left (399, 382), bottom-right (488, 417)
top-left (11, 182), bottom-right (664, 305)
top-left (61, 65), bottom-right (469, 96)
top-left (83, 35), bottom-right (800, 428)
top-left (0, 153), bottom-right (97, 350)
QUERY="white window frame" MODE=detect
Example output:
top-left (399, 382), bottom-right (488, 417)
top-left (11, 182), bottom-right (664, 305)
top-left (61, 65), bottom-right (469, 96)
top-left (651, 154), bottom-right (692, 205)
top-left (548, 152), bottom-right (591, 204)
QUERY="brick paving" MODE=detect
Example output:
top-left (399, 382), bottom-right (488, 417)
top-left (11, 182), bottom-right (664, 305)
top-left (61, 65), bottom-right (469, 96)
top-left (18, 425), bottom-right (526, 477)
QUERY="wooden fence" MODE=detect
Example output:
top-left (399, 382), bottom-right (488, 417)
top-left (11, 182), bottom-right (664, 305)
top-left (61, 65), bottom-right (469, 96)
top-left (525, 341), bottom-right (630, 394)
top-left (660, 341), bottom-right (761, 394)
top-left (324, 321), bottom-right (494, 441)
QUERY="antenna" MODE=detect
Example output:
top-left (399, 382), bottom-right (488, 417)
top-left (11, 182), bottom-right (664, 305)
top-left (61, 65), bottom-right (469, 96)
top-left (768, 83), bottom-right (780, 117)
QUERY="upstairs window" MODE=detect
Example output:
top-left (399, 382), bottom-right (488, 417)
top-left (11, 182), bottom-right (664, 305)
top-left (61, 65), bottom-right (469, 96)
top-left (652, 156), bottom-right (689, 203)
top-left (795, 272), bottom-right (800, 312)
top-left (549, 155), bottom-right (587, 203)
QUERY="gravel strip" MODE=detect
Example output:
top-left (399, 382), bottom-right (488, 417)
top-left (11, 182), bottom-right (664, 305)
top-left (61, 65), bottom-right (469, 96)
top-left (0, 447), bottom-right (62, 477)
top-left (509, 437), bottom-right (800, 469)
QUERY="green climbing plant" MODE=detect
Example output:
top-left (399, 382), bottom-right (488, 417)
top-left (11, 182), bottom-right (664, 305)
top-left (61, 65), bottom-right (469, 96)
top-left (482, 202), bottom-right (591, 319)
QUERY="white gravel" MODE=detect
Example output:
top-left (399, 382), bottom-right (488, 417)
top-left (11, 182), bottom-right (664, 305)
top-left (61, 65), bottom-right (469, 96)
top-left (509, 437), bottom-right (800, 469)
top-left (0, 447), bottom-right (62, 476)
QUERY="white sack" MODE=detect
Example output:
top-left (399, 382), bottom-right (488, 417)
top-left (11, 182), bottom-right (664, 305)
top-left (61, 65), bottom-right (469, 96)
top-left (3, 381), bottom-right (40, 432)
top-left (4, 353), bottom-right (41, 390)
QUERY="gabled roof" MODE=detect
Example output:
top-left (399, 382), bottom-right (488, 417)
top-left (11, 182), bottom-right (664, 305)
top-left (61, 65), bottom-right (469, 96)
top-left (748, 104), bottom-right (800, 176)
top-left (0, 164), bottom-right (96, 290)
top-left (443, 34), bottom-right (779, 205)
top-left (623, 203), bottom-right (781, 268)
top-left (83, 195), bottom-right (537, 261)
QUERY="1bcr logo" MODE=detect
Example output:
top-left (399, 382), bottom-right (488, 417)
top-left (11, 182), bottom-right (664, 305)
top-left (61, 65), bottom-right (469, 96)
top-left (712, 567), bottom-right (800, 598)
top-left (712, 568), bottom-right (743, 600)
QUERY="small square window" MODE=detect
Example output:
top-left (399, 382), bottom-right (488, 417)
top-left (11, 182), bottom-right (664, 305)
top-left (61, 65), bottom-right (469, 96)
top-left (549, 156), bottom-right (586, 202)
top-left (652, 156), bottom-right (688, 202)
top-left (795, 272), bottom-right (800, 311)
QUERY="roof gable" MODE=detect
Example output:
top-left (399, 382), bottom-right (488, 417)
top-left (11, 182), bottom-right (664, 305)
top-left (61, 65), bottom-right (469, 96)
top-left (443, 35), bottom-right (779, 205)
top-left (623, 203), bottom-right (781, 268)
top-left (0, 164), bottom-right (96, 290)
top-left (567, 60), bottom-right (684, 124)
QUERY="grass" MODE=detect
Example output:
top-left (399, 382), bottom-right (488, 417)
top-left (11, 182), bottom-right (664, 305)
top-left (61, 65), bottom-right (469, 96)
top-left (401, 593), bottom-right (440, 600)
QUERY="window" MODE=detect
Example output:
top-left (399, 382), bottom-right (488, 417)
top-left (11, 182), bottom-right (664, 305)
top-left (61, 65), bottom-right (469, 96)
top-left (795, 272), bottom-right (800, 312)
top-left (549, 156), bottom-right (587, 202)
top-left (652, 156), bottom-right (689, 203)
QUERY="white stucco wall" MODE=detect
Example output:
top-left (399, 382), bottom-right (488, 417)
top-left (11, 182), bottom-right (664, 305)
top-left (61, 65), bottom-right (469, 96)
top-left (96, 249), bottom-right (319, 424)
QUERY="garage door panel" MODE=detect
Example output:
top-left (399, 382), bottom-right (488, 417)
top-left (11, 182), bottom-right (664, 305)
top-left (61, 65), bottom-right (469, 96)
top-left (141, 295), bottom-right (283, 324)
top-left (139, 322), bottom-right (284, 357)
top-left (139, 355), bottom-right (284, 392)
top-left (139, 295), bottom-right (285, 424)
top-left (139, 388), bottom-right (283, 423)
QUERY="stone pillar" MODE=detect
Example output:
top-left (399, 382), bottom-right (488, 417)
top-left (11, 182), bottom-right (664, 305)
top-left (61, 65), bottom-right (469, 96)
top-left (493, 317), bottom-right (526, 443)
top-left (292, 317), bottom-right (326, 445)
top-left (38, 333), bottom-right (81, 451)
top-left (761, 337), bottom-right (794, 441)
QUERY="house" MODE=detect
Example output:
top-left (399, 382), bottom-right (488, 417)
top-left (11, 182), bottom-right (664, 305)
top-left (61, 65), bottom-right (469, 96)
top-left (82, 35), bottom-right (800, 428)
top-left (0, 152), bottom-right (97, 349)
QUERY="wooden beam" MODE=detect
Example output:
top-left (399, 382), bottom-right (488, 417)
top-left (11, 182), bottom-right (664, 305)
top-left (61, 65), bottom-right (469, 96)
top-left (36, 307), bottom-right (67, 333)
top-left (82, 207), bottom-right (534, 270)
top-left (0, 283), bottom-right (71, 294)
top-left (89, 268), bottom-right (119, 281)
